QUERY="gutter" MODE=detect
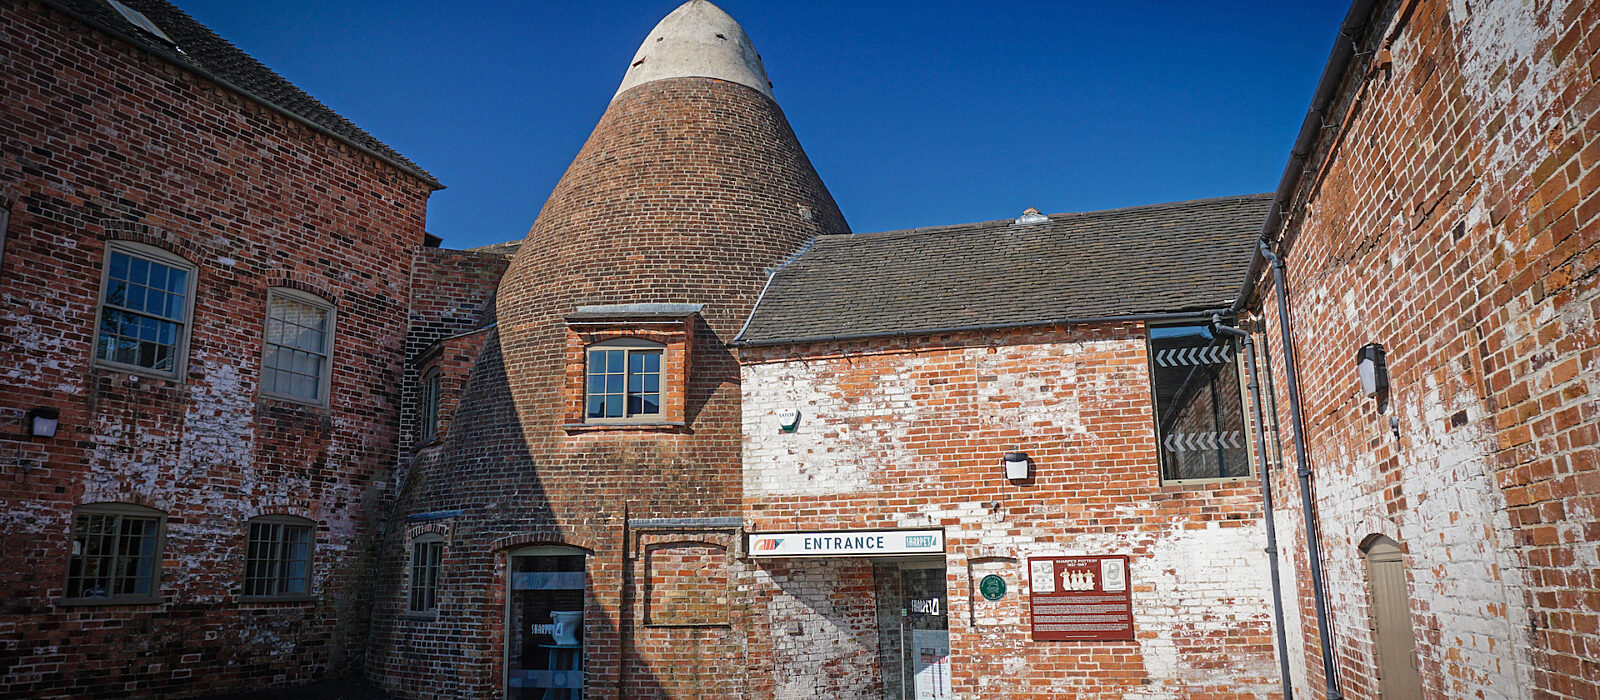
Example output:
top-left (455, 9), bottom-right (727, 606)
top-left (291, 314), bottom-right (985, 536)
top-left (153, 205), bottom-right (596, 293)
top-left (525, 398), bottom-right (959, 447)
top-left (1222, 2), bottom-right (1382, 697)
top-left (731, 309), bottom-right (1232, 349)
top-left (1230, 0), bottom-right (1380, 314)
top-left (37, 0), bottom-right (445, 191)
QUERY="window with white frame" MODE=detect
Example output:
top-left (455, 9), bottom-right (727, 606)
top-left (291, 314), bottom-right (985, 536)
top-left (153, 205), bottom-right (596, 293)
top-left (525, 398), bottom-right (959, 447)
top-left (94, 241), bottom-right (195, 378)
top-left (243, 515), bottom-right (314, 600)
top-left (262, 289), bottom-right (334, 403)
top-left (64, 503), bottom-right (165, 604)
top-left (409, 534), bottom-right (444, 615)
top-left (419, 368), bottom-right (441, 441)
top-left (585, 338), bottom-right (663, 422)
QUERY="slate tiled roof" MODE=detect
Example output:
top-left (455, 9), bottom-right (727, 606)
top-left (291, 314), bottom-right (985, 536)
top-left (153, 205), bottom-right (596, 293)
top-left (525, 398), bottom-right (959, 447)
top-left (736, 194), bottom-right (1272, 345)
top-left (41, 0), bottom-right (439, 188)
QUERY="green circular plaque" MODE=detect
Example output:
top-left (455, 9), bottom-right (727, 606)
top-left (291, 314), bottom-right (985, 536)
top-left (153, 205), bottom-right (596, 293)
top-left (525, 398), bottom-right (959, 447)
top-left (979, 574), bottom-right (1006, 601)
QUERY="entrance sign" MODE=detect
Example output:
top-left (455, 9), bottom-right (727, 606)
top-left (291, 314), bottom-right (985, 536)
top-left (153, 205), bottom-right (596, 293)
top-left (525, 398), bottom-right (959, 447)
top-left (1027, 555), bottom-right (1133, 641)
top-left (748, 529), bottom-right (944, 557)
top-left (979, 574), bottom-right (1006, 601)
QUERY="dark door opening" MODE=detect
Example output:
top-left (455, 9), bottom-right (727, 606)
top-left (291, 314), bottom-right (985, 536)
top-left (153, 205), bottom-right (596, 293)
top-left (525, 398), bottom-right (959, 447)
top-left (506, 548), bottom-right (586, 700)
top-left (874, 558), bottom-right (949, 700)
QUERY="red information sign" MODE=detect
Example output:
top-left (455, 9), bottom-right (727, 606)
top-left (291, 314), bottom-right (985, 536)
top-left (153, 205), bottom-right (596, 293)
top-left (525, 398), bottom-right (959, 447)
top-left (1027, 555), bottom-right (1133, 641)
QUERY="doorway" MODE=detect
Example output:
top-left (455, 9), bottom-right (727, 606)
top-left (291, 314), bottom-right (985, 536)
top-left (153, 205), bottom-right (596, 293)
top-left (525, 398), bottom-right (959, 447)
top-left (1363, 535), bottom-right (1422, 699)
top-left (506, 547), bottom-right (586, 700)
top-left (874, 558), bottom-right (950, 700)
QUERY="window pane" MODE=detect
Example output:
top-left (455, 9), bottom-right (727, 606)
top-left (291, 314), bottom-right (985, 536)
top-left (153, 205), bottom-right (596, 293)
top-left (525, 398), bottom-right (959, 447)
top-left (640, 394), bottom-right (659, 415)
top-left (629, 352), bottom-right (643, 373)
top-left (643, 374), bottom-right (658, 393)
top-left (166, 268), bottom-right (187, 293)
top-left (605, 395), bottom-right (623, 418)
top-left (643, 352), bottom-right (660, 373)
top-left (586, 396), bottom-right (605, 418)
top-left (606, 350), bottom-right (623, 374)
top-left (109, 252), bottom-right (129, 281)
top-left (588, 350), bottom-right (606, 374)
top-left (605, 374), bottom-right (623, 394)
top-left (128, 256), bottom-right (148, 286)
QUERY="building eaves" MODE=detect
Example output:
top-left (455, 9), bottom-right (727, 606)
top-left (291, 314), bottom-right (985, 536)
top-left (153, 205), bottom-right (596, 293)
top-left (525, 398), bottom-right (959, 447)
top-left (39, 0), bottom-right (442, 190)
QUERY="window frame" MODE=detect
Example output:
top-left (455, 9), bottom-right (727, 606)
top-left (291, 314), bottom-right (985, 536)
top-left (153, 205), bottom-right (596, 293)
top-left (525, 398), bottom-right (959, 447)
top-left (61, 502), bottom-right (166, 606)
top-left (259, 287), bottom-right (337, 406)
top-left (419, 367), bottom-right (441, 442)
top-left (1146, 321), bottom-right (1256, 485)
top-left (90, 240), bottom-right (198, 381)
top-left (583, 338), bottom-right (666, 424)
top-left (407, 533), bottom-right (445, 618)
top-left (241, 514), bottom-right (316, 602)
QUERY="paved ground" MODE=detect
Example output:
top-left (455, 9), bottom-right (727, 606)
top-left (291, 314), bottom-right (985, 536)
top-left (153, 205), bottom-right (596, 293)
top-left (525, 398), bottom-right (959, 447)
top-left (195, 678), bottom-right (394, 700)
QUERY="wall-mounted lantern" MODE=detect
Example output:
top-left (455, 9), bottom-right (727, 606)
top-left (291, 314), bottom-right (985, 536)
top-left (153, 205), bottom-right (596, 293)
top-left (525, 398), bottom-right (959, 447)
top-left (26, 407), bottom-right (60, 438)
top-left (1003, 451), bottom-right (1029, 480)
top-left (1357, 343), bottom-right (1388, 397)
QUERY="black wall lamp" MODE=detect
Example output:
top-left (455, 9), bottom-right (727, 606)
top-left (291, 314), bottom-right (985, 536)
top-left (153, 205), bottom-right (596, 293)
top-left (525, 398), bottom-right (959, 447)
top-left (26, 407), bottom-right (59, 438)
top-left (1357, 343), bottom-right (1388, 397)
top-left (1003, 450), bottom-right (1029, 480)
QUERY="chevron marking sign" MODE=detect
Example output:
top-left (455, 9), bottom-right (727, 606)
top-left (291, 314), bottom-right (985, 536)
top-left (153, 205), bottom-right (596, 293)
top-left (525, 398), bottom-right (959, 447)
top-left (1155, 346), bottom-right (1233, 367)
top-left (1162, 431), bottom-right (1243, 452)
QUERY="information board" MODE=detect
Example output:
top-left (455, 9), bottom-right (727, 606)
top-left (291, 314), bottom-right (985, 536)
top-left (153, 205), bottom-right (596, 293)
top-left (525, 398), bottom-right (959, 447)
top-left (1027, 554), bottom-right (1133, 641)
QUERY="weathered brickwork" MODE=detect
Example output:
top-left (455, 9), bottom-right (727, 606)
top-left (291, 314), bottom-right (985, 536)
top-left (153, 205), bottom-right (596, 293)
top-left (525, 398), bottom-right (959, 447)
top-left (740, 325), bottom-right (1282, 698)
top-left (1250, 0), bottom-right (1600, 697)
top-left (0, 2), bottom-right (433, 697)
top-left (365, 72), bottom-right (849, 699)
top-left (399, 247), bottom-right (511, 449)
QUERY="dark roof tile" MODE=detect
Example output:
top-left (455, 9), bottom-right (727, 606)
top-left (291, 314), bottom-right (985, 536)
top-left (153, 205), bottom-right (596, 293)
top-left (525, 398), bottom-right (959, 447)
top-left (737, 194), bottom-right (1271, 345)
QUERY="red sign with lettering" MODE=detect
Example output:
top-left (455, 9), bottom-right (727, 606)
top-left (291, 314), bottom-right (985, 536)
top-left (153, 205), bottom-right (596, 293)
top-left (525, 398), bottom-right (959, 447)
top-left (1027, 555), bottom-right (1133, 641)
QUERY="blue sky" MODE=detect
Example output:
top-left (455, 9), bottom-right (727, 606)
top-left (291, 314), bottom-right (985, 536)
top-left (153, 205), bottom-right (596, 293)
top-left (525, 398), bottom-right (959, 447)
top-left (178, 1), bottom-right (1349, 249)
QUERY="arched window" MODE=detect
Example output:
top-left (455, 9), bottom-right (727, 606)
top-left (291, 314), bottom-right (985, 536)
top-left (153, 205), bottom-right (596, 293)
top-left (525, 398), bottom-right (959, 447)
top-left (409, 532), bottom-right (445, 615)
top-left (261, 288), bottom-right (336, 404)
top-left (64, 503), bottom-right (166, 604)
top-left (243, 514), bottom-right (315, 600)
top-left (93, 240), bottom-right (197, 379)
top-left (585, 338), bottom-right (663, 422)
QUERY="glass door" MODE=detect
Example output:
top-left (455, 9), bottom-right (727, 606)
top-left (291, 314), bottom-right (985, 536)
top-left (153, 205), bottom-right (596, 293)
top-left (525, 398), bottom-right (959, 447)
top-left (875, 559), bottom-right (950, 700)
top-left (506, 548), bottom-right (586, 700)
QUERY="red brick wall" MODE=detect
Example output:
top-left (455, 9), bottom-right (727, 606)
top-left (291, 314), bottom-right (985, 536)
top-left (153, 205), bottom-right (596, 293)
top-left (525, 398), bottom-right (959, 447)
top-left (367, 75), bottom-right (848, 699)
top-left (1252, 0), bottom-right (1600, 696)
top-left (0, 3), bottom-right (432, 696)
top-left (740, 324), bottom-right (1282, 698)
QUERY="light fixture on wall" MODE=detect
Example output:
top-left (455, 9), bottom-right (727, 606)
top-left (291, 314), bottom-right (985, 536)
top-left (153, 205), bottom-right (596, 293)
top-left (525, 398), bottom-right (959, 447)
top-left (26, 407), bottom-right (60, 438)
top-left (1003, 450), bottom-right (1029, 480)
top-left (1357, 343), bottom-right (1388, 397)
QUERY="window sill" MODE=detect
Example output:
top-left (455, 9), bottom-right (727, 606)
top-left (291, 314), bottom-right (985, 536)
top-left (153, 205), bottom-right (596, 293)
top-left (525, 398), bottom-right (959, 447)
top-left (89, 362), bottom-right (184, 385)
top-left (57, 596), bottom-right (164, 607)
top-left (402, 611), bottom-right (439, 622)
top-left (257, 391), bottom-right (330, 409)
top-left (240, 594), bottom-right (315, 605)
top-left (562, 421), bottom-right (686, 433)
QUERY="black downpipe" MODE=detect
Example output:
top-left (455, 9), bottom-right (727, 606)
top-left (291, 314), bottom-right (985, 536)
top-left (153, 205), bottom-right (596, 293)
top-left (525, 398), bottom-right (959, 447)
top-left (1261, 243), bottom-right (1342, 699)
top-left (1212, 314), bottom-right (1293, 700)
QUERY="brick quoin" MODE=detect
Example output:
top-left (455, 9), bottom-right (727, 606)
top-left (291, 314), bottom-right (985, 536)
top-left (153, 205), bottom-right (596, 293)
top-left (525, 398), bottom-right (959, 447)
top-left (0, 1), bottom-right (435, 697)
top-left (1245, 0), bottom-right (1600, 698)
